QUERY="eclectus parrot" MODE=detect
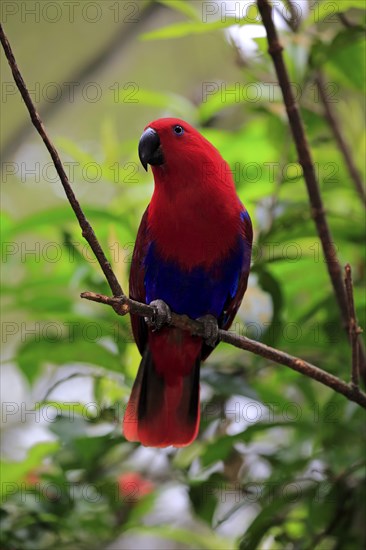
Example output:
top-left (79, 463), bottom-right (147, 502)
top-left (123, 118), bottom-right (252, 447)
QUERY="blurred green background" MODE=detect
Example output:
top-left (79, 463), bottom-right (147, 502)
top-left (1, 1), bottom-right (365, 549)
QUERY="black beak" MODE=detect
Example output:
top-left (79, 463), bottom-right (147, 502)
top-left (138, 127), bottom-right (164, 171)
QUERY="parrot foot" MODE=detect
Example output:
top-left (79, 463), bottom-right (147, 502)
top-left (196, 314), bottom-right (219, 347)
top-left (146, 299), bottom-right (172, 331)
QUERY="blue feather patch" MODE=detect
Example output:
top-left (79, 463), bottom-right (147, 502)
top-left (144, 218), bottom-right (251, 320)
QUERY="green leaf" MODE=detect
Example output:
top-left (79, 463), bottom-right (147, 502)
top-left (72, 435), bottom-right (118, 472)
top-left (17, 337), bottom-right (122, 384)
top-left (127, 491), bottom-right (157, 524)
top-left (189, 480), bottom-right (218, 525)
top-left (116, 87), bottom-right (196, 120)
top-left (10, 206), bottom-right (126, 237)
top-left (327, 32), bottom-right (366, 91)
top-left (140, 18), bottom-right (257, 41)
top-left (201, 423), bottom-right (291, 467)
top-left (198, 85), bottom-right (243, 123)
top-left (1, 442), bottom-right (59, 497)
top-left (157, 0), bottom-right (199, 20)
top-left (239, 499), bottom-right (289, 549)
top-left (252, 267), bottom-right (283, 346)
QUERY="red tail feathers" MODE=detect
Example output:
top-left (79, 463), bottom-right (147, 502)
top-left (123, 332), bottom-right (201, 447)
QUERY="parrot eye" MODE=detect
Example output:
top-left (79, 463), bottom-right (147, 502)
top-left (173, 125), bottom-right (184, 136)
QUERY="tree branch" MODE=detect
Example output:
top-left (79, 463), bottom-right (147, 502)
top-left (315, 71), bottom-right (366, 208)
top-left (80, 291), bottom-right (366, 409)
top-left (2, 22), bottom-right (366, 414)
top-left (275, 0), bottom-right (300, 32)
top-left (0, 23), bottom-right (123, 299)
top-left (344, 264), bottom-right (362, 388)
top-left (256, 0), bottom-right (366, 381)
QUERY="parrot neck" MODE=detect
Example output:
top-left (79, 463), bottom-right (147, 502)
top-left (148, 171), bottom-right (242, 269)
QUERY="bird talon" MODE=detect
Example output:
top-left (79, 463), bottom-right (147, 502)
top-left (145, 299), bottom-right (172, 331)
top-left (197, 314), bottom-right (219, 347)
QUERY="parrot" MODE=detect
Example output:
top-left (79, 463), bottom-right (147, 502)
top-left (123, 118), bottom-right (252, 447)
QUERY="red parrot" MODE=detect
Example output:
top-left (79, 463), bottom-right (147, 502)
top-left (123, 118), bottom-right (252, 447)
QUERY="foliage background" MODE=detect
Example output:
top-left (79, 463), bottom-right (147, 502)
top-left (1, 1), bottom-right (365, 549)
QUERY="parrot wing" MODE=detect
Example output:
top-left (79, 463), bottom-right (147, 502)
top-left (129, 207), bottom-right (149, 355)
top-left (201, 209), bottom-right (253, 360)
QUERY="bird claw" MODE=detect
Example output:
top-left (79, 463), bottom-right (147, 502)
top-left (145, 299), bottom-right (172, 331)
top-left (197, 314), bottom-right (219, 347)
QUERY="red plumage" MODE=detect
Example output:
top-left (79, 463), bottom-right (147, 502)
top-left (148, 119), bottom-right (243, 268)
top-left (123, 118), bottom-right (252, 447)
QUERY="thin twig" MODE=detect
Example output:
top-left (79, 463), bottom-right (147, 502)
top-left (337, 12), bottom-right (366, 32)
top-left (80, 291), bottom-right (366, 409)
top-left (256, 0), bottom-right (366, 381)
top-left (344, 264), bottom-right (362, 388)
top-left (42, 371), bottom-right (109, 401)
top-left (275, 0), bottom-right (300, 32)
top-left (0, 23), bottom-right (123, 298)
top-left (315, 71), bottom-right (366, 207)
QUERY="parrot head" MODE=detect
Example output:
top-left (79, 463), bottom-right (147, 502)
top-left (138, 117), bottom-right (224, 179)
